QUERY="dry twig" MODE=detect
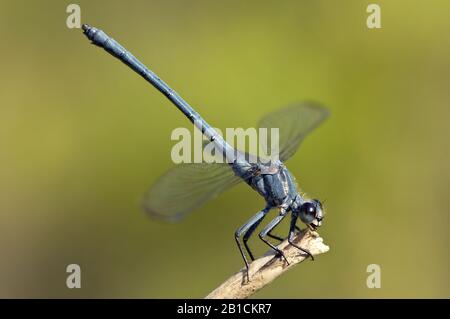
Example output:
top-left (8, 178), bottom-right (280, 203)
top-left (205, 229), bottom-right (329, 299)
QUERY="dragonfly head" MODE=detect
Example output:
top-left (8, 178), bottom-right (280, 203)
top-left (297, 199), bottom-right (324, 231)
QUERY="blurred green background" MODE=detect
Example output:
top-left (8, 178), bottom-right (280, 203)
top-left (1, 0), bottom-right (449, 298)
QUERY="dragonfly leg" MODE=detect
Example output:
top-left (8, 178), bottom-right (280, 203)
top-left (242, 217), bottom-right (266, 261)
top-left (288, 211), bottom-right (314, 261)
top-left (242, 213), bottom-right (285, 261)
top-left (258, 210), bottom-right (289, 265)
top-left (235, 206), bottom-right (271, 270)
top-left (267, 232), bottom-right (284, 242)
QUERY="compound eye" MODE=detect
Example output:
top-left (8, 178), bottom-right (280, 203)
top-left (301, 202), bottom-right (316, 217)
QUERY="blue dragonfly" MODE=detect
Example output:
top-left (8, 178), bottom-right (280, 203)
top-left (82, 25), bottom-right (329, 270)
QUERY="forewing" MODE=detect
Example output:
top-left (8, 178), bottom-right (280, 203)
top-left (143, 163), bottom-right (241, 222)
top-left (258, 102), bottom-right (329, 162)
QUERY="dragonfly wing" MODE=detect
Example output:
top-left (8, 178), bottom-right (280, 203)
top-left (143, 163), bottom-right (242, 222)
top-left (257, 101), bottom-right (329, 162)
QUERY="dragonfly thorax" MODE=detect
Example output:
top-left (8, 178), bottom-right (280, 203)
top-left (233, 160), bottom-right (298, 207)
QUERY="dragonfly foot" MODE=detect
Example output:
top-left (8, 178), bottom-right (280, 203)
top-left (288, 240), bottom-right (314, 261)
top-left (275, 249), bottom-right (290, 265)
top-left (244, 263), bottom-right (251, 282)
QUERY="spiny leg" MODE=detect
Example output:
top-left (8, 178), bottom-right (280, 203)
top-left (268, 224), bottom-right (301, 241)
top-left (242, 214), bottom-right (267, 261)
top-left (235, 206), bottom-right (271, 270)
top-left (258, 209), bottom-right (289, 264)
top-left (288, 211), bottom-right (314, 260)
top-left (267, 232), bottom-right (284, 242)
top-left (242, 210), bottom-right (286, 261)
top-left (268, 226), bottom-right (301, 241)
top-left (242, 209), bottom-right (284, 260)
top-left (266, 213), bottom-right (300, 241)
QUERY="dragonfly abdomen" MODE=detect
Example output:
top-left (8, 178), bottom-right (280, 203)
top-left (82, 24), bottom-right (236, 162)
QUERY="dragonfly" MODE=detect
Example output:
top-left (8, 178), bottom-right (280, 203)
top-left (82, 24), bottom-right (329, 270)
